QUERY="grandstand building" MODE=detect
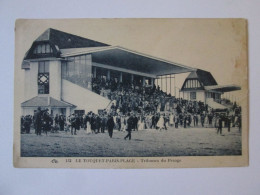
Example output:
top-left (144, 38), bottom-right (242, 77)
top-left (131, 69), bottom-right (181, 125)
top-left (180, 69), bottom-right (241, 109)
top-left (21, 28), bottom-right (195, 116)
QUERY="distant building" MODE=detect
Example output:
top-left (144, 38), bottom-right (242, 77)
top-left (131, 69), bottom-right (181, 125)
top-left (21, 28), bottom-right (194, 116)
top-left (180, 69), bottom-right (241, 109)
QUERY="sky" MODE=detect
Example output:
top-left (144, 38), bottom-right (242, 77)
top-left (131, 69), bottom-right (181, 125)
top-left (15, 18), bottom-right (247, 102)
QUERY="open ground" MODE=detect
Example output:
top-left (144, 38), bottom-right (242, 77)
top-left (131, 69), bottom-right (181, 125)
top-left (21, 126), bottom-right (242, 157)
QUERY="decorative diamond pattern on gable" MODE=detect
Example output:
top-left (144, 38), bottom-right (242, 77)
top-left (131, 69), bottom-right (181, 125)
top-left (38, 73), bottom-right (49, 84)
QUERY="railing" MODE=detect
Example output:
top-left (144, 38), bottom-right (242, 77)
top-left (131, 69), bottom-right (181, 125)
top-left (63, 76), bottom-right (92, 91)
top-left (105, 100), bottom-right (113, 112)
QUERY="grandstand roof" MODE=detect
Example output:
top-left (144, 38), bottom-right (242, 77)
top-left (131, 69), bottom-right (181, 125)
top-left (24, 28), bottom-right (110, 60)
top-left (35, 28), bottom-right (110, 49)
top-left (23, 28), bottom-right (195, 76)
top-left (60, 46), bottom-right (195, 76)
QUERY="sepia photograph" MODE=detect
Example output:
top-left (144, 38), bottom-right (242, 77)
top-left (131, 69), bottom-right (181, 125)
top-left (13, 18), bottom-right (248, 168)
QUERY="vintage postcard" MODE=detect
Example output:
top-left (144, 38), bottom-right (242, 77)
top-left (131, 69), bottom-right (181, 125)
top-left (13, 18), bottom-right (248, 168)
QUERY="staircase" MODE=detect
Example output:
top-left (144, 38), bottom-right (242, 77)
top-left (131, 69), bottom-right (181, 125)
top-left (61, 79), bottom-right (111, 113)
top-left (206, 98), bottom-right (227, 110)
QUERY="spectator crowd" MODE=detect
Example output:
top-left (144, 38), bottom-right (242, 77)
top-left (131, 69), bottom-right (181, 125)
top-left (21, 78), bottom-right (242, 138)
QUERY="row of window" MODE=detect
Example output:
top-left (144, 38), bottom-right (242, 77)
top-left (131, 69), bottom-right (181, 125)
top-left (206, 92), bottom-right (221, 99)
top-left (62, 55), bottom-right (92, 77)
top-left (190, 92), bottom-right (222, 101)
top-left (94, 66), bottom-right (152, 85)
top-left (61, 55), bottom-right (93, 90)
top-left (38, 61), bottom-right (49, 94)
top-left (33, 44), bottom-right (53, 54)
top-left (38, 61), bottom-right (49, 73)
top-left (184, 79), bottom-right (201, 89)
top-left (61, 55), bottom-right (153, 90)
top-left (190, 92), bottom-right (196, 100)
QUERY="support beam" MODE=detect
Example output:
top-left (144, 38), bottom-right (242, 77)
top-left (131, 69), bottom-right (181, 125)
top-left (93, 62), bottom-right (157, 79)
top-left (174, 75), bottom-right (176, 97)
top-left (119, 72), bottom-right (123, 82)
top-left (93, 66), bottom-right (97, 78)
top-left (151, 78), bottom-right (154, 86)
top-left (66, 107), bottom-right (70, 118)
top-left (107, 70), bottom-right (110, 80)
top-left (161, 76), bottom-right (163, 91)
top-left (170, 75), bottom-right (172, 96)
top-left (166, 76), bottom-right (167, 94)
top-left (142, 77), bottom-right (146, 86)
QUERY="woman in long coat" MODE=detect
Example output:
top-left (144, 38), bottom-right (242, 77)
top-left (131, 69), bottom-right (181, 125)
top-left (59, 115), bottom-right (65, 131)
top-left (157, 114), bottom-right (165, 130)
top-left (107, 115), bottom-right (115, 138)
top-left (42, 112), bottom-right (52, 135)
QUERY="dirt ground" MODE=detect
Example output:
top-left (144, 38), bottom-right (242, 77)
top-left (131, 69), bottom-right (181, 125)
top-left (21, 126), bottom-right (241, 157)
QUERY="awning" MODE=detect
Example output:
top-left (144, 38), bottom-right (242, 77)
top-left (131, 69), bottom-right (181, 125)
top-left (204, 84), bottom-right (241, 92)
top-left (207, 98), bottom-right (227, 110)
top-left (22, 60), bottom-right (30, 69)
top-left (21, 96), bottom-right (75, 108)
top-left (60, 46), bottom-right (195, 76)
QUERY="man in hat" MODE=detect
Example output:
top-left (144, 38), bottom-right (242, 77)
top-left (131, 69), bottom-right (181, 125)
top-left (24, 115), bottom-right (32, 134)
top-left (133, 114), bottom-right (138, 131)
top-left (74, 114), bottom-right (81, 134)
top-left (41, 109), bottom-right (52, 135)
top-left (59, 114), bottom-right (65, 131)
top-left (101, 114), bottom-right (107, 133)
top-left (107, 114), bottom-right (115, 138)
top-left (54, 114), bottom-right (59, 129)
top-left (124, 113), bottom-right (134, 140)
top-left (95, 114), bottom-right (102, 133)
top-left (70, 114), bottom-right (76, 135)
top-left (217, 115), bottom-right (223, 135)
top-left (34, 107), bottom-right (43, 135)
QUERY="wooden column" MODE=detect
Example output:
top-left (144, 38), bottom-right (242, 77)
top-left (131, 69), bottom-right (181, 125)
top-left (174, 75), bottom-right (176, 97)
top-left (166, 76), bottom-right (168, 94)
top-left (151, 78), bottom-right (154, 86)
top-left (93, 66), bottom-right (97, 78)
top-left (161, 76), bottom-right (162, 90)
top-left (119, 72), bottom-right (123, 82)
top-left (170, 75), bottom-right (172, 96)
top-left (142, 77), bottom-right (146, 86)
top-left (107, 70), bottom-right (110, 80)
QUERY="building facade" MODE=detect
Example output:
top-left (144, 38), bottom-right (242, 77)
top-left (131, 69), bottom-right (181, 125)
top-left (180, 69), bottom-right (241, 109)
top-left (21, 28), bottom-right (194, 116)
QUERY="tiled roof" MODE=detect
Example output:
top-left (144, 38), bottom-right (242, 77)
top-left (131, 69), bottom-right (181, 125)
top-left (181, 69), bottom-right (218, 91)
top-left (187, 69), bottom-right (218, 86)
top-left (23, 28), bottom-right (110, 60)
top-left (21, 96), bottom-right (74, 108)
top-left (35, 28), bottom-right (110, 49)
